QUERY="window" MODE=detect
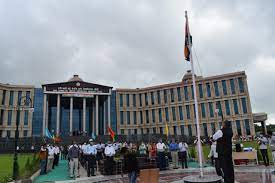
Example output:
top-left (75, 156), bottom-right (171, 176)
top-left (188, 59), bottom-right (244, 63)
top-left (225, 100), bottom-right (230, 115)
top-left (26, 91), bottom-right (30, 106)
top-left (145, 93), bottom-right (148, 106)
top-left (244, 119), bottom-right (251, 135)
top-left (132, 94), bottom-right (136, 107)
top-left (127, 111), bottom-right (130, 124)
top-left (211, 123), bottom-right (216, 135)
top-left (172, 107), bottom-right (176, 121)
top-left (180, 125), bottom-right (184, 135)
top-left (222, 80), bottom-right (227, 95)
top-left (177, 87), bottom-right (182, 101)
top-left (121, 129), bottom-right (124, 135)
top-left (2, 90), bottom-right (6, 105)
top-left (203, 123), bottom-right (208, 137)
top-left (165, 107), bottom-right (169, 121)
top-left (133, 111), bottom-right (137, 124)
top-left (158, 108), bottom-right (162, 123)
top-left (214, 81), bottom-right (219, 97)
top-left (128, 129), bottom-right (131, 135)
top-left (140, 111), bottom-right (143, 124)
top-left (139, 94), bottom-right (142, 106)
top-left (201, 103), bottom-right (206, 118)
top-left (160, 127), bottom-right (163, 134)
top-left (120, 111), bottom-right (124, 125)
top-left (9, 91), bottom-right (14, 106)
top-left (24, 130), bottom-right (28, 137)
top-left (179, 106), bottom-right (183, 120)
top-left (24, 111), bottom-right (28, 126)
top-left (7, 111), bottom-right (12, 126)
top-left (233, 99), bottom-right (239, 114)
top-left (153, 128), bottom-right (156, 134)
top-left (173, 126), bottom-right (177, 135)
top-left (216, 101), bottom-right (222, 116)
top-left (147, 128), bottom-right (150, 134)
top-left (119, 94), bottom-right (123, 107)
top-left (134, 129), bottom-right (137, 134)
top-left (191, 86), bottom-right (194, 99)
top-left (141, 128), bottom-right (143, 135)
top-left (241, 98), bottom-right (247, 114)
top-left (188, 125), bottom-right (192, 136)
top-left (0, 130), bottom-right (2, 137)
top-left (193, 104), bottom-right (196, 118)
top-left (230, 79), bottom-right (236, 94)
top-left (151, 92), bottom-right (154, 105)
top-left (152, 109), bottom-right (155, 123)
top-left (198, 84), bottom-right (203, 98)
top-left (170, 88), bottom-right (174, 103)
top-left (6, 130), bottom-right (10, 138)
top-left (208, 102), bottom-right (214, 117)
top-left (236, 120), bottom-right (242, 136)
top-left (238, 77), bottom-right (244, 93)
top-left (184, 86), bottom-right (189, 101)
top-left (186, 105), bottom-right (190, 119)
top-left (0, 110), bottom-right (4, 125)
top-left (164, 90), bottom-right (168, 103)
top-left (146, 110), bottom-right (149, 123)
top-left (206, 83), bottom-right (211, 97)
top-left (126, 94), bottom-right (130, 107)
top-left (157, 91), bottom-right (161, 104)
top-left (18, 91), bottom-right (22, 105)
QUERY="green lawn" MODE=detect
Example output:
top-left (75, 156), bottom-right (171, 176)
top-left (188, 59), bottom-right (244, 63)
top-left (0, 153), bottom-right (35, 183)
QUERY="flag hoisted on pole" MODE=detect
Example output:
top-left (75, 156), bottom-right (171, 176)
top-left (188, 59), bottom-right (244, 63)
top-left (165, 122), bottom-right (169, 136)
top-left (185, 11), bottom-right (204, 177)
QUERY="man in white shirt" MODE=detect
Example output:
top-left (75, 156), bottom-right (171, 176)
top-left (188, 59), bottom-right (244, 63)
top-left (208, 141), bottom-right (221, 176)
top-left (84, 139), bottom-right (97, 177)
top-left (258, 134), bottom-right (269, 166)
top-left (104, 141), bottom-right (115, 175)
top-left (53, 145), bottom-right (60, 168)
top-left (178, 141), bottom-right (188, 169)
top-left (47, 144), bottom-right (54, 172)
top-left (156, 139), bottom-right (166, 170)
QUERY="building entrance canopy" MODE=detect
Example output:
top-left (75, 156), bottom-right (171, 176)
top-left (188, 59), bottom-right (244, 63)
top-left (42, 75), bottom-right (112, 136)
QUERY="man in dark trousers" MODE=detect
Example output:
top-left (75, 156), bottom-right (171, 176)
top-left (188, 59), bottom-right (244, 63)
top-left (213, 120), bottom-right (234, 183)
top-left (83, 139), bottom-right (97, 177)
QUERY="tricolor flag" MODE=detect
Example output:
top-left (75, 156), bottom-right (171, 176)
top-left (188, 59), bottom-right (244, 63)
top-left (45, 128), bottom-right (53, 139)
top-left (108, 126), bottom-right (116, 142)
top-left (184, 12), bottom-right (192, 62)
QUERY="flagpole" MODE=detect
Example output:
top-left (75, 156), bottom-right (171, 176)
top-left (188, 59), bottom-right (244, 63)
top-left (185, 11), bottom-right (203, 177)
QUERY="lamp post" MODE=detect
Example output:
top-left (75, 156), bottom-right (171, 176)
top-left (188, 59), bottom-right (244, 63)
top-left (12, 96), bottom-right (34, 180)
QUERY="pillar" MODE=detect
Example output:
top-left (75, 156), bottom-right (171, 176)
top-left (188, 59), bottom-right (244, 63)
top-left (96, 95), bottom-right (99, 135)
top-left (42, 94), bottom-right (47, 136)
top-left (56, 94), bottom-right (60, 135)
top-left (103, 98), bottom-right (106, 135)
top-left (70, 97), bottom-right (73, 135)
top-left (108, 95), bottom-right (111, 130)
top-left (83, 98), bottom-right (86, 133)
top-left (45, 98), bottom-right (48, 129)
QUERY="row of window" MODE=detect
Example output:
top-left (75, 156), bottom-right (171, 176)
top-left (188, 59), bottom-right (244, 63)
top-left (0, 130), bottom-right (28, 138)
top-left (0, 110), bottom-right (29, 126)
top-left (1, 90), bottom-right (31, 106)
top-left (119, 77), bottom-right (245, 107)
top-left (120, 119), bottom-right (251, 136)
top-left (119, 98), bottom-right (248, 125)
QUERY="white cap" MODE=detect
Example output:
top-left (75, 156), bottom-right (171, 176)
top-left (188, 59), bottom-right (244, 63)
top-left (89, 139), bottom-right (93, 142)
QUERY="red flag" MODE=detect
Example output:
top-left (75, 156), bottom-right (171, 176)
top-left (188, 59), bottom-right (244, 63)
top-left (184, 12), bottom-right (192, 61)
top-left (108, 126), bottom-right (115, 141)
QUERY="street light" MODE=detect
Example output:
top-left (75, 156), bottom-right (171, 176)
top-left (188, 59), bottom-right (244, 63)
top-left (12, 96), bottom-right (34, 180)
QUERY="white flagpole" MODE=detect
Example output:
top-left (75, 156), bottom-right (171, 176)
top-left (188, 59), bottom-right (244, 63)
top-left (185, 11), bottom-right (204, 177)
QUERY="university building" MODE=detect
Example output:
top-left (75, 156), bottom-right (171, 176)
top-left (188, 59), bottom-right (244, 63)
top-left (0, 71), bottom-right (267, 138)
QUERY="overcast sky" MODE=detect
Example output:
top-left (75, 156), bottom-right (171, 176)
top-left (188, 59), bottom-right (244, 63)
top-left (0, 0), bottom-right (274, 124)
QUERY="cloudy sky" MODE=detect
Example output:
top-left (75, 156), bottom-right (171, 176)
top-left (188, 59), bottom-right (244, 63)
top-left (0, 0), bottom-right (274, 124)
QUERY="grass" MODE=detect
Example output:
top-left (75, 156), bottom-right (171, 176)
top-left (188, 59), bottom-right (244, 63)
top-left (0, 153), bottom-right (36, 183)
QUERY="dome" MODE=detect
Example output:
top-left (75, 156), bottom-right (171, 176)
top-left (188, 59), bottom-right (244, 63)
top-left (68, 74), bottom-right (83, 82)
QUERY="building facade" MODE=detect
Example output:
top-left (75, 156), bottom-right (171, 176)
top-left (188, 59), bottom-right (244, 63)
top-left (0, 83), bottom-right (35, 138)
top-left (0, 70), bottom-right (257, 138)
top-left (116, 70), bottom-right (255, 137)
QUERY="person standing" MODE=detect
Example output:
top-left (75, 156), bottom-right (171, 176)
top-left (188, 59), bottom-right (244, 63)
top-left (169, 139), bottom-right (179, 169)
top-left (104, 141), bottom-right (116, 175)
top-left (68, 141), bottom-right (80, 178)
top-left (53, 145), bottom-right (60, 167)
top-left (47, 144), bottom-right (54, 172)
top-left (124, 147), bottom-right (138, 183)
top-left (139, 141), bottom-right (147, 157)
top-left (258, 134), bottom-right (269, 166)
top-left (84, 139), bottom-right (97, 177)
top-left (208, 141), bottom-right (221, 176)
top-left (178, 140), bottom-right (188, 169)
top-left (213, 120), bottom-right (234, 183)
top-left (38, 144), bottom-right (48, 175)
top-left (270, 132), bottom-right (275, 164)
top-left (156, 139), bottom-right (166, 170)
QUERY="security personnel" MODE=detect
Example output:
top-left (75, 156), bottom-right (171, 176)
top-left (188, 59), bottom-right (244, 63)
top-left (104, 141), bottom-right (116, 175)
top-left (84, 139), bottom-right (97, 177)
